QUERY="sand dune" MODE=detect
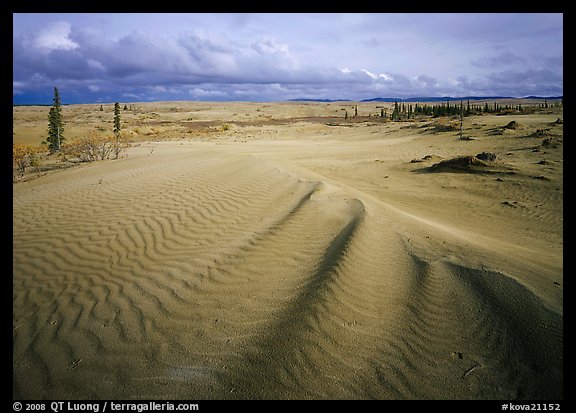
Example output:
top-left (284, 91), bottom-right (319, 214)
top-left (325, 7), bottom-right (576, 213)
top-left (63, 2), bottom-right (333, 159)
top-left (13, 102), bottom-right (562, 399)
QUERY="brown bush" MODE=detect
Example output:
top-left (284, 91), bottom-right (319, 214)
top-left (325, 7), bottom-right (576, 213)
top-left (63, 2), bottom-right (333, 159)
top-left (62, 129), bottom-right (132, 163)
top-left (13, 143), bottom-right (43, 180)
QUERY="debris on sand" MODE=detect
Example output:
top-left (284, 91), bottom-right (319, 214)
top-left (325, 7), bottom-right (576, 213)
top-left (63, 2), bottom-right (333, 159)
top-left (476, 152), bottom-right (498, 161)
top-left (426, 121), bottom-right (460, 133)
top-left (487, 120), bottom-right (522, 136)
top-left (503, 120), bottom-right (520, 129)
top-left (502, 200), bottom-right (526, 208)
top-left (487, 128), bottom-right (504, 136)
top-left (532, 129), bottom-right (553, 138)
top-left (541, 137), bottom-right (561, 148)
top-left (410, 154), bottom-right (438, 163)
top-left (429, 155), bottom-right (488, 172)
top-left (428, 153), bottom-right (513, 174)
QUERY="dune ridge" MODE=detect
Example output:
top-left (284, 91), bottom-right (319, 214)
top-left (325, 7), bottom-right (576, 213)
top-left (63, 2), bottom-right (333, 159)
top-left (14, 105), bottom-right (562, 400)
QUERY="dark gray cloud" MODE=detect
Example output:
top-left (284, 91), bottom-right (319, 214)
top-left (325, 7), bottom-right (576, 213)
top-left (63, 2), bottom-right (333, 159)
top-left (13, 14), bottom-right (563, 103)
top-left (485, 68), bottom-right (563, 96)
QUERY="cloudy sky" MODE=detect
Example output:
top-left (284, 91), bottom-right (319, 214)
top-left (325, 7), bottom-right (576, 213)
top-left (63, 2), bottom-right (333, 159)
top-left (13, 13), bottom-right (563, 104)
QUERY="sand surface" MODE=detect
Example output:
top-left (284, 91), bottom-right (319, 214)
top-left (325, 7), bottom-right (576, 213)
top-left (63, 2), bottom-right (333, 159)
top-left (13, 101), bottom-right (563, 399)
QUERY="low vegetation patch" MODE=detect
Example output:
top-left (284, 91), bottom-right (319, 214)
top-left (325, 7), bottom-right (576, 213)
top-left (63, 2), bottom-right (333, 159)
top-left (503, 120), bottom-right (520, 129)
top-left (429, 155), bottom-right (488, 171)
top-left (60, 130), bottom-right (130, 163)
top-left (476, 151), bottom-right (498, 161)
top-left (541, 137), bottom-right (562, 148)
top-left (13, 143), bottom-right (44, 181)
top-left (427, 152), bottom-right (508, 174)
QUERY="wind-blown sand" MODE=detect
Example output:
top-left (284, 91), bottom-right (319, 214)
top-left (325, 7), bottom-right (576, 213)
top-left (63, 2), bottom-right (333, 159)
top-left (13, 101), bottom-right (563, 399)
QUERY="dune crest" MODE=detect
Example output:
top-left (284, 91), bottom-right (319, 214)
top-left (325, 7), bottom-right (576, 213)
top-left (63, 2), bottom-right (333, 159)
top-left (14, 103), bottom-right (562, 399)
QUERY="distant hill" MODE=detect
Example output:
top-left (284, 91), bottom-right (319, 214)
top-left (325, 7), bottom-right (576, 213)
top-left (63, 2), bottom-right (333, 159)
top-left (289, 98), bottom-right (352, 102)
top-left (522, 96), bottom-right (563, 100)
top-left (289, 96), bottom-right (562, 103)
top-left (362, 96), bottom-right (563, 102)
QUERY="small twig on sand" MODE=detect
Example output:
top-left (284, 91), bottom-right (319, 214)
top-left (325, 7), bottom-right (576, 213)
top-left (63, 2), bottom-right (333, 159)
top-left (463, 363), bottom-right (481, 379)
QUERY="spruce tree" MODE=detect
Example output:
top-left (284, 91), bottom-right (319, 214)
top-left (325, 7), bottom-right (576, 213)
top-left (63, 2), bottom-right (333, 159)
top-left (459, 101), bottom-right (463, 139)
top-left (114, 102), bottom-right (121, 136)
top-left (112, 102), bottom-right (125, 159)
top-left (391, 102), bottom-right (400, 121)
top-left (46, 87), bottom-right (64, 153)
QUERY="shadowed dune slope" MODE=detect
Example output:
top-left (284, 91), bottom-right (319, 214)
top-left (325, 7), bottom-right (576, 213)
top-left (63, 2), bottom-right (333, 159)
top-left (13, 142), bottom-right (562, 399)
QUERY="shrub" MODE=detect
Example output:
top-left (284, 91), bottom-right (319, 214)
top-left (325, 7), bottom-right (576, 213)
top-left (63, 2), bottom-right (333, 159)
top-left (13, 144), bottom-right (43, 180)
top-left (62, 130), bottom-right (112, 162)
top-left (61, 129), bottom-right (131, 163)
top-left (112, 131), bottom-right (131, 159)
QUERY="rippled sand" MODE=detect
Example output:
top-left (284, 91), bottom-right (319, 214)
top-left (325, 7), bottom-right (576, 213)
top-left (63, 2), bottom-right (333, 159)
top-left (13, 103), bottom-right (563, 399)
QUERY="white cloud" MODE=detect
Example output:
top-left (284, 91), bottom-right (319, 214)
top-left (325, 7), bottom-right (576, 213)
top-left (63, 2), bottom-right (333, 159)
top-left (252, 37), bottom-right (288, 55)
top-left (361, 69), bottom-right (393, 82)
top-left (32, 21), bottom-right (78, 52)
top-left (13, 80), bottom-right (26, 93)
top-left (249, 37), bottom-right (298, 70)
top-left (87, 59), bottom-right (105, 71)
top-left (378, 72), bottom-right (393, 81)
top-left (121, 92), bottom-right (144, 99)
top-left (188, 88), bottom-right (227, 98)
top-left (362, 69), bottom-right (378, 80)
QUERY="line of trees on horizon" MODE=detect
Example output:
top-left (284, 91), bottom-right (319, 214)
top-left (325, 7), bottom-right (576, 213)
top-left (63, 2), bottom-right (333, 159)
top-left (389, 98), bottom-right (561, 122)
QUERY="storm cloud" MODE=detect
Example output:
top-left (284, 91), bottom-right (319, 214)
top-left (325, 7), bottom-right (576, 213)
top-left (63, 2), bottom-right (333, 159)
top-left (13, 13), bottom-right (563, 103)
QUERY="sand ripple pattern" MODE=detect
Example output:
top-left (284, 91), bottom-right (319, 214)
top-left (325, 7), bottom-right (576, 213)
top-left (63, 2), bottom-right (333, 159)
top-left (13, 149), bottom-right (562, 399)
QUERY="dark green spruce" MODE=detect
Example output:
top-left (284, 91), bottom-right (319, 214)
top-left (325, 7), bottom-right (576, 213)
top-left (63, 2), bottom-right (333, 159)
top-left (114, 102), bottom-right (121, 136)
top-left (45, 87), bottom-right (64, 153)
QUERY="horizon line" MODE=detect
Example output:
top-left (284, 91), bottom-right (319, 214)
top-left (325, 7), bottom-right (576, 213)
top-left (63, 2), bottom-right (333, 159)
top-left (13, 95), bottom-right (564, 106)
